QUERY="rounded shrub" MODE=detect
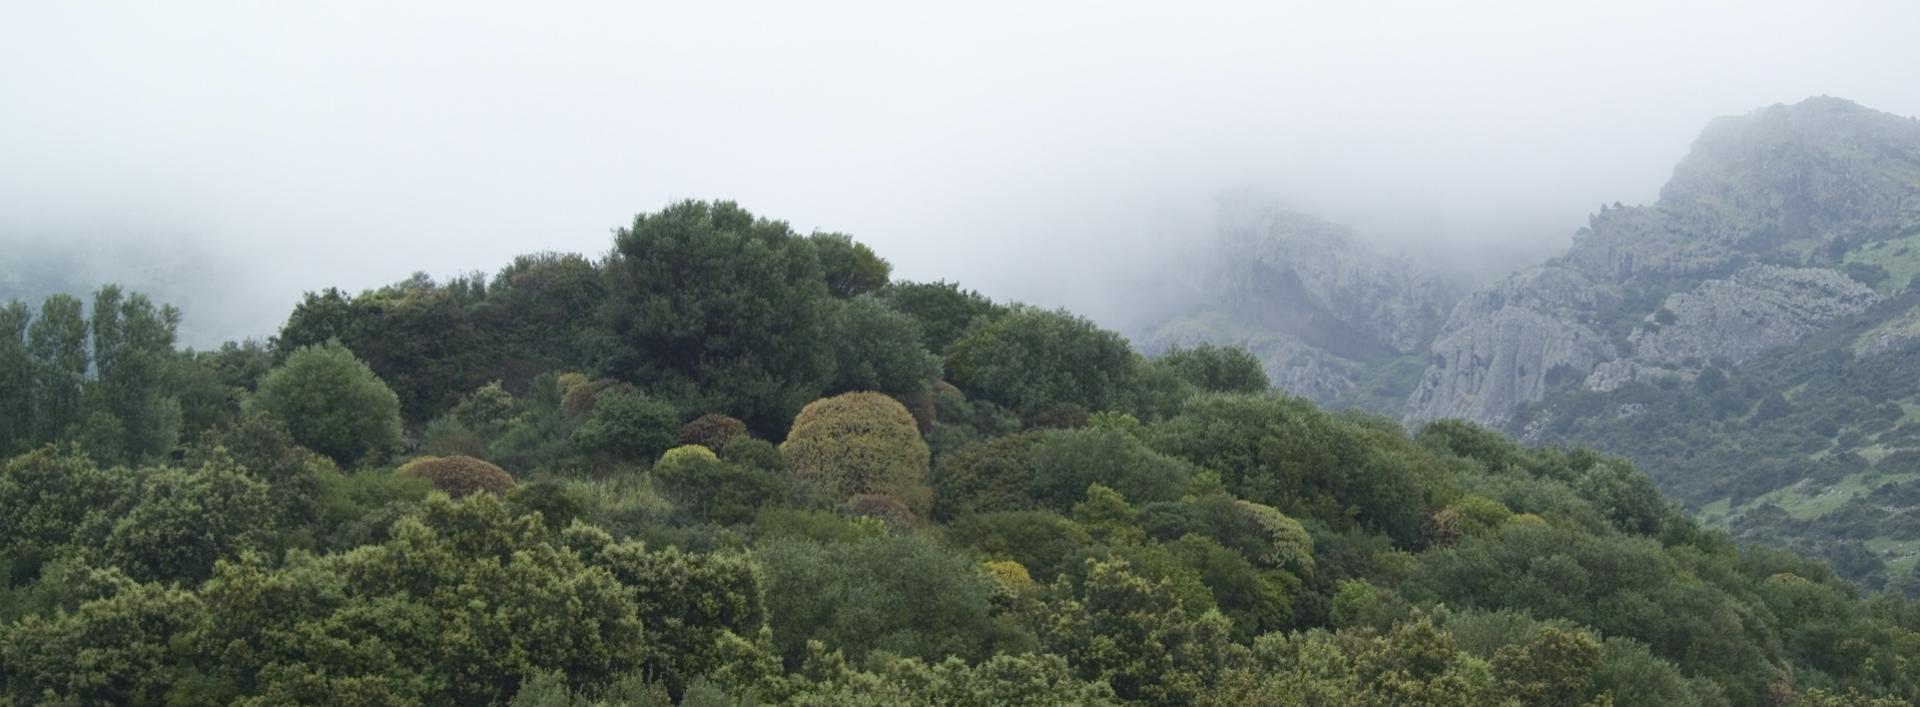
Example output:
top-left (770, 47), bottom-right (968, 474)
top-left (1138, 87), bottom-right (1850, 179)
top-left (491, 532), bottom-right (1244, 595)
top-left (397, 455), bottom-right (515, 498)
top-left (780, 392), bottom-right (932, 514)
top-left (679, 413), bottom-right (748, 450)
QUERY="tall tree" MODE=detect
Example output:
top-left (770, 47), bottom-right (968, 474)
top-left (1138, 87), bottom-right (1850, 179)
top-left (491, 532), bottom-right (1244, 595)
top-left (602, 200), bottom-right (836, 433)
top-left (0, 301), bottom-right (32, 456)
top-left (25, 294), bottom-right (89, 443)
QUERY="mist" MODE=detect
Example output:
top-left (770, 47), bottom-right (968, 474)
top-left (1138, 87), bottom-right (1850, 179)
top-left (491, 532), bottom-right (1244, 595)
top-left (6, 1), bottom-right (1920, 345)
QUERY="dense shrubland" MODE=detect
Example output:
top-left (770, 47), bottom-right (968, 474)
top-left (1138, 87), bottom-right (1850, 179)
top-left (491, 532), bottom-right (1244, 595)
top-left (2, 201), bottom-right (1917, 705)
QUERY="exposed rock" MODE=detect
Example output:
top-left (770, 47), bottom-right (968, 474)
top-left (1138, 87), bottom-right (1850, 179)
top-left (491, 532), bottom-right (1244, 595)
top-left (1624, 265), bottom-right (1880, 369)
top-left (1148, 202), bottom-right (1461, 406)
top-left (1405, 266), bottom-right (1614, 424)
top-left (1403, 97), bottom-right (1920, 426)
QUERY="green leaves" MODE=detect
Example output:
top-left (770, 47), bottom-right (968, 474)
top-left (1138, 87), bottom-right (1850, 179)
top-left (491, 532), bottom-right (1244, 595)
top-left (247, 341), bottom-right (402, 467)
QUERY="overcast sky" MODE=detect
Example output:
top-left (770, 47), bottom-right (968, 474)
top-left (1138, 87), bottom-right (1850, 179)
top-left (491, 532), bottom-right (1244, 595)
top-left (5, 1), bottom-right (1920, 344)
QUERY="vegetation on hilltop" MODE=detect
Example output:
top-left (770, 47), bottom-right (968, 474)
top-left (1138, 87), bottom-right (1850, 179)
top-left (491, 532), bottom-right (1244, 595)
top-left (2, 201), bottom-right (1917, 705)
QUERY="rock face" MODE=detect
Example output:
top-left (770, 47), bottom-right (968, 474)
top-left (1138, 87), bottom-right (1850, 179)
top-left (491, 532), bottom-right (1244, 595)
top-left (1406, 267), bottom-right (1614, 423)
top-left (1625, 265), bottom-right (1879, 367)
top-left (1407, 97), bottom-right (1920, 425)
top-left (1148, 203), bottom-right (1461, 407)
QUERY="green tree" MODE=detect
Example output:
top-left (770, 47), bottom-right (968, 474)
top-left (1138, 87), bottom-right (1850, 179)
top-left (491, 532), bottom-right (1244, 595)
top-left (828, 296), bottom-right (942, 397)
top-left (946, 306), bottom-right (1138, 414)
top-left (101, 453), bottom-right (274, 584)
top-left (246, 340), bottom-right (403, 466)
top-left (0, 301), bottom-right (33, 455)
top-left (878, 280), bottom-right (1005, 354)
top-left (810, 232), bottom-right (891, 299)
top-left (602, 200), bottom-right (837, 433)
top-left (930, 432), bottom-right (1040, 521)
top-left (26, 294), bottom-right (89, 443)
top-left (757, 535), bottom-right (999, 667)
top-left (0, 567), bottom-right (208, 705)
top-left (1155, 343), bottom-right (1269, 394)
top-left (1028, 427), bottom-right (1193, 509)
top-left (84, 285), bottom-right (184, 463)
top-left (1044, 558), bottom-right (1239, 705)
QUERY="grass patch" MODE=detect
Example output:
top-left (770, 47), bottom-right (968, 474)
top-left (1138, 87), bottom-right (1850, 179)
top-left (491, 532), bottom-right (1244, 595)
top-left (1847, 232), bottom-right (1920, 293)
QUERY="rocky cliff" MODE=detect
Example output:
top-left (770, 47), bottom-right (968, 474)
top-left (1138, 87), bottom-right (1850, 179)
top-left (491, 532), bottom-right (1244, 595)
top-left (1406, 97), bottom-right (1920, 425)
top-left (1147, 203), bottom-right (1461, 407)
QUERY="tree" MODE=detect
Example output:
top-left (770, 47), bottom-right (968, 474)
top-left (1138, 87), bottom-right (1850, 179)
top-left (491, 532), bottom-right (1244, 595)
top-left (1044, 558), bottom-right (1239, 705)
top-left (945, 306), bottom-right (1138, 414)
top-left (0, 301), bottom-right (33, 455)
top-left (1027, 427), bottom-right (1193, 509)
top-left (827, 296), bottom-right (941, 397)
top-left (0, 567), bottom-right (208, 705)
top-left (780, 392), bottom-right (931, 513)
top-left (84, 285), bottom-right (184, 463)
top-left (26, 294), bottom-right (89, 443)
top-left (246, 340), bottom-right (403, 466)
top-left (756, 535), bottom-right (999, 666)
top-left (101, 454), bottom-right (274, 584)
top-left (810, 232), bottom-right (891, 299)
top-left (602, 200), bottom-right (837, 434)
top-left (678, 413), bottom-right (748, 451)
top-left (931, 433), bottom-right (1040, 521)
top-left (1155, 343), bottom-right (1269, 394)
top-left (878, 280), bottom-right (1005, 354)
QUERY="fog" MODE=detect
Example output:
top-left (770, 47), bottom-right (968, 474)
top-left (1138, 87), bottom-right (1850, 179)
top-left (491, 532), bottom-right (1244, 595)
top-left (6, 1), bottom-right (1920, 345)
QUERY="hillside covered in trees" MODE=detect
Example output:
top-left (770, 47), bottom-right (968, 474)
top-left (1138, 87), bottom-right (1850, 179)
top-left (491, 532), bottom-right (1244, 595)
top-left (3, 201), bottom-right (1918, 706)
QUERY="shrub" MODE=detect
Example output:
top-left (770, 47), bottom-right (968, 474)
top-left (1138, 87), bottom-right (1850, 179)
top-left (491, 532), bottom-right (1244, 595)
top-left (780, 392), bottom-right (932, 514)
top-left (654, 445), bottom-right (789, 524)
top-left (718, 437), bottom-right (785, 473)
top-left (679, 414), bottom-right (748, 450)
top-left (931, 433), bottom-right (1040, 521)
top-left (397, 455), bottom-right (516, 497)
top-left (570, 388), bottom-right (679, 463)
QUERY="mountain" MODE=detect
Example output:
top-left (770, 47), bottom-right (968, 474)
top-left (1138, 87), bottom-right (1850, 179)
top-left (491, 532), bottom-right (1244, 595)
top-left (1408, 96), bottom-right (1920, 426)
top-left (1387, 96), bottom-right (1920, 587)
top-left (1142, 201), bottom-right (1462, 410)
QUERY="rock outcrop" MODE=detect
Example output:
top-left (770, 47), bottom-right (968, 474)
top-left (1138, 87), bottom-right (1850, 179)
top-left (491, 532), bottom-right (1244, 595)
top-left (1406, 97), bottom-right (1920, 425)
top-left (1148, 203), bottom-right (1461, 406)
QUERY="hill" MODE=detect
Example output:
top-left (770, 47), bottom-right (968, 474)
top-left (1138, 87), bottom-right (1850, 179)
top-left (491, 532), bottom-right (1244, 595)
top-left (2, 200), bottom-right (1918, 705)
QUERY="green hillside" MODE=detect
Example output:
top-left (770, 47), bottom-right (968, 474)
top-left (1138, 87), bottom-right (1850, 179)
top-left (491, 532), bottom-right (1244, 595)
top-left (2, 202), bottom-right (1917, 706)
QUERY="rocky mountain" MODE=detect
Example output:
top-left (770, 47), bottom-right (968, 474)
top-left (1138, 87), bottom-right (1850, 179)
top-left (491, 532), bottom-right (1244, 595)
top-left (1408, 96), bottom-right (1920, 426)
top-left (1144, 202), bottom-right (1461, 409)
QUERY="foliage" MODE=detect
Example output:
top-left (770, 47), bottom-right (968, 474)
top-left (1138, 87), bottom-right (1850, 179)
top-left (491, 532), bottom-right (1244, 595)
top-left (397, 455), bottom-right (516, 498)
top-left (780, 392), bottom-right (932, 513)
top-left (1028, 427), bottom-right (1194, 509)
top-left (569, 388), bottom-right (680, 465)
top-left (946, 306), bottom-right (1138, 414)
top-left (1154, 342), bottom-right (1270, 394)
top-left (878, 280), bottom-right (1005, 354)
top-left (678, 413), bottom-right (747, 451)
top-left (246, 340), bottom-right (403, 466)
top-left (827, 295), bottom-right (942, 397)
top-left (602, 200), bottom-right (836, 434)
top-left (930, 432), bottom-right (1039, 520)
top-left (757, 535), bottom-right (1001, 667)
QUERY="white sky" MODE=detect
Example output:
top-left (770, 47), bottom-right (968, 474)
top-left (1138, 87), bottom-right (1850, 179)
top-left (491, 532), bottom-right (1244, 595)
top-left (5, 1), bottom-right (1920, 342)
